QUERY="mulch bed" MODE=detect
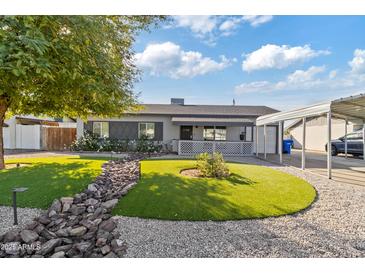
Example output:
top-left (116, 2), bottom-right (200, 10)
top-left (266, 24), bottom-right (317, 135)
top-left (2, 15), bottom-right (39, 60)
top-left (180, 168), bottom-right (202, 178)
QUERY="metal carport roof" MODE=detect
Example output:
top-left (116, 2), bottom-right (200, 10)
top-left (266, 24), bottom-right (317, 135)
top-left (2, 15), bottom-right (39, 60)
top-left (256, 93), bottom-right (365, 126)
top-left (255, 93), bottom-right (365, 180)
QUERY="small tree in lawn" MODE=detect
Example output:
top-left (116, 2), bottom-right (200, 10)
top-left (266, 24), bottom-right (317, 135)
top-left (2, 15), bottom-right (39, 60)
top-left (0, 16), bottom-right (166, 169)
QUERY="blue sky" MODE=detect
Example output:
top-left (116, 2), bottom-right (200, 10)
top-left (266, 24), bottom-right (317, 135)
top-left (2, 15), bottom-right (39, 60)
top-left (133, 16), bottom-right (365, 111)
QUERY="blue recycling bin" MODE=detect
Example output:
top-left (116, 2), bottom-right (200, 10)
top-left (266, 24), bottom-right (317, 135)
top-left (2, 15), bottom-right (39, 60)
top-left (283, 139), bottom-right (294, 154)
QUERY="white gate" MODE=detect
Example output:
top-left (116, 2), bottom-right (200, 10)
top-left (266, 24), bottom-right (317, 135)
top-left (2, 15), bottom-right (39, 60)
top-left (178, 140), bottom-right (253, 156)
top-left (15, 124), bottom-right (41, 149)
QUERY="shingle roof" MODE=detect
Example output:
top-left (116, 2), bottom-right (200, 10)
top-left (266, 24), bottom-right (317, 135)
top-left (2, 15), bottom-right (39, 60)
top-left (134, 104), bottom-right (278, 117)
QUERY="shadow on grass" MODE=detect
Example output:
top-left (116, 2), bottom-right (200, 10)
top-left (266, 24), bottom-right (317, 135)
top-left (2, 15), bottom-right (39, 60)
top-left (113, 171), bottom-right (283, 221)
top-left (0, 161), bottom-right (102, 209)
top-left (226, 173), bottom-right (257, 186)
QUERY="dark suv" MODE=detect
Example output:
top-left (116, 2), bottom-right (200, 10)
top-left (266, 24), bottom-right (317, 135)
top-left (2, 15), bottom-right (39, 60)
top-left (326, 130), bottom-right (363, 156)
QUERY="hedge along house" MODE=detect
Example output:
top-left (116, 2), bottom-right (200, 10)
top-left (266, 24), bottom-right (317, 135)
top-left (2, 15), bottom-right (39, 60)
top-left (76, 98), bottom-right (279, 156)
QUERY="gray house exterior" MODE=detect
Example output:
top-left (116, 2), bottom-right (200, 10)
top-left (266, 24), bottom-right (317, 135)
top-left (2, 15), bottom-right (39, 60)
top-left (76, 98), bottom-right (279, 156)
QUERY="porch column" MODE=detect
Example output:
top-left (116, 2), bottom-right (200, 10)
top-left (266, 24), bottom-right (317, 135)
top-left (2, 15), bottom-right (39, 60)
top-left (256, 126), bottom-right (259, 157)
top-left (327, 111), bottom-right (332, 179)
top-left (344, 118), bottom-right (348, 159)
top-left (278, 121), bottom-right (283, 164)
top-left (302, 117), bottom-right (306, 170)
top-left (264, 124), bottom-right (267, 159)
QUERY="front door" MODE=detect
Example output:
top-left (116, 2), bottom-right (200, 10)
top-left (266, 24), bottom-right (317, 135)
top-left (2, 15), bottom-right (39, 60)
top-left (180, 126), bottom-right (193, 140)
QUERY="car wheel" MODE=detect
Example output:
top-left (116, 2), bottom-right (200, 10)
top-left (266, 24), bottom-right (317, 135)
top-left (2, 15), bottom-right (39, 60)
top-left (331, 145), bottom-right (338, 156)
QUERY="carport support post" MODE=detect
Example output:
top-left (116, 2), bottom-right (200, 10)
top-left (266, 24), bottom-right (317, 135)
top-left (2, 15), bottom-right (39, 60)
top-left (255, 126), bottom-right (259, 157)
top-left (344, 118), bottom-right (348, 159)
top-left (363, 122), bottom-right (365, 160)
top-left (327, 111), bottom-right (332, 179)
top-left (278, 121), bottom-right (283, 164)
top-left (302, 117), bottom-right (306, 170)
top-left (264, 124), bottom-right (267, 159)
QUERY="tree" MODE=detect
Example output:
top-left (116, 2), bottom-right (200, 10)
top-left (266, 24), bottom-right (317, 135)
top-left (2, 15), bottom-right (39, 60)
top-left (0, 16), bottom-right (166, 169)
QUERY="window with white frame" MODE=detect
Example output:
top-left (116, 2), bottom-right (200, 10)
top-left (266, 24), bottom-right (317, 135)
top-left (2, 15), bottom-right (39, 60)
top-left (139, 122), bottom-right (155, 139)
top-left (214, 126), bottom-right (227, 141)
top-left (203, 126), bottom-right (226, 141)
top-left (93, 122), bottom-right (109, 138)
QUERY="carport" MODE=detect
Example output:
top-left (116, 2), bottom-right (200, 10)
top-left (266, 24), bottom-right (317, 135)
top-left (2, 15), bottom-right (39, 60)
top-left (256, 93), bottom-right (365, 179)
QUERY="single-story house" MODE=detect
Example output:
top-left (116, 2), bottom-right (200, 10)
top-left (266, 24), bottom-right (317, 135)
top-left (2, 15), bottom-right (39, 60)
top-left (76, 98), bottom-right (279, 156)
top-left (286, 116), bottom-right (363, 152)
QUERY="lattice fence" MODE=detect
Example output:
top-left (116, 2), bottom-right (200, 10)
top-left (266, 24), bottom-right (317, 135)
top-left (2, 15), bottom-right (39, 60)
top-left (179, 140), bottom-right (253, 156)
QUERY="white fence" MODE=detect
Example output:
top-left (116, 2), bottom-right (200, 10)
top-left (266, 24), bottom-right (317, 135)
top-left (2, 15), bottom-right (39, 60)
top-left (178, 140), bottom-right (253, 156)
top-left (15, 124), bottom-right (41, 149)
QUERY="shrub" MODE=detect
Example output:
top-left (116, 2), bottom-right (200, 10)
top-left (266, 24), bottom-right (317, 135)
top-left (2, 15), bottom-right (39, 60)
top-left (70, 131), bottom-right (100, 151)
top-left (71, 132), bottom-right (162, 153)
top-left (196, 152), bottom-right (229, 178)
top-left (135, 134), bottom-right (162, 153)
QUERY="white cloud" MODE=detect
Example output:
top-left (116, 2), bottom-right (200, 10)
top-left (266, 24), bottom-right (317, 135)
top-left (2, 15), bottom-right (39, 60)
top-left (242, 15), bottom-right (273, 27)
top-left (173, 16), bottom-right (273, 45)
top-left (173, 16), bottom-right (217, 35)
top-left (329, 70), bottom-right (337, 79)
top-left (135, 42), bottom-right (233, 79)
top-left (234, 81), bottom-right (273, 94)
top-left (348, 49), bottom-right (365, 74)
top-left (235, 66), bottom-right (326, 94)
top-left (286, 66), bottom-right (326, 84)
top-left (218, 17), bottom-right (244, 36)
top-left (242, 44), bottom-right (331, 72)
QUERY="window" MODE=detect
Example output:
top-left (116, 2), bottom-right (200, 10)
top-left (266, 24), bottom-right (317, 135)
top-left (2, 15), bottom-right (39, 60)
top-left (93, 122), bottom-right (109, 138)
top-left (346, 132), bottom-right (362, 140)
top-left (139, 122), bottom-right (155, 139)
top-left (203, 126), bottom-right (226, 141)
top-left (203, 126), bottom-right (215, 140)
top-left (215, 126), bottom-right (227, 141)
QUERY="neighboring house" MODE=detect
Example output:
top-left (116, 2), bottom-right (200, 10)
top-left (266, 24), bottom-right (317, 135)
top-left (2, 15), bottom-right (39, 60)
top-left (3, 115), bottom-right (77, 150)
top-left (76, 98), bottom-right (279, 156)
top-left (285, 116), bottom-right (363, 152)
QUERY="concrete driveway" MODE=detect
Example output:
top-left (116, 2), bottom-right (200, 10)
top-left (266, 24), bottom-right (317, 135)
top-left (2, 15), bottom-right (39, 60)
top-left (261, 149), bottom-right (365, 187)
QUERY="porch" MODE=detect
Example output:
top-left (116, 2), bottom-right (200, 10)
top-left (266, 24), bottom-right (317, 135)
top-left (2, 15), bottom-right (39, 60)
top-left (171, 116), bottom-right (256, 156)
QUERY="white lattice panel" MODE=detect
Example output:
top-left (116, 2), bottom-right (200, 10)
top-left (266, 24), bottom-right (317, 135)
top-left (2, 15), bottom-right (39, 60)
top-left (216, 142), bottom-right (241, 156)
top-left (179, 140), bottom-right (253, 156)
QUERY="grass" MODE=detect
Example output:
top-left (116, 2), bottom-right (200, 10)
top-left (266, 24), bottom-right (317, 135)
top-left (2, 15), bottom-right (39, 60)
top-left (113, 159), bottom-right (316, 221)
top-left (0, 156), bottom-right (107, 209)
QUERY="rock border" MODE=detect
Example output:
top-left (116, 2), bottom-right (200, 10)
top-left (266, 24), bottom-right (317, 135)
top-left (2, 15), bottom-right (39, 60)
top-left (0, 155), bottom-right (143, 258)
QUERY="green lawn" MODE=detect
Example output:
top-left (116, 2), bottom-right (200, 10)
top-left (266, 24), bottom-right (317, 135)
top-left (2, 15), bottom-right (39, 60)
top-left (0, 156), bottom-right (107, 209)
top-left (113, 160), bottom-right (316, 221)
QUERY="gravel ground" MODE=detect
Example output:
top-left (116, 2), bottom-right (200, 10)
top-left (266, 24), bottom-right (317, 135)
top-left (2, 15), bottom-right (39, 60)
top-left (0, 206), bottom-right (44, 236)
top-left (115, 157), bottom-right (365, 257)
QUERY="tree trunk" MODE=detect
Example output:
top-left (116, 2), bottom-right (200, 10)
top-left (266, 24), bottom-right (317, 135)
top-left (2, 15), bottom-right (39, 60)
top-left (0, 98), bottom-right (8, 170)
